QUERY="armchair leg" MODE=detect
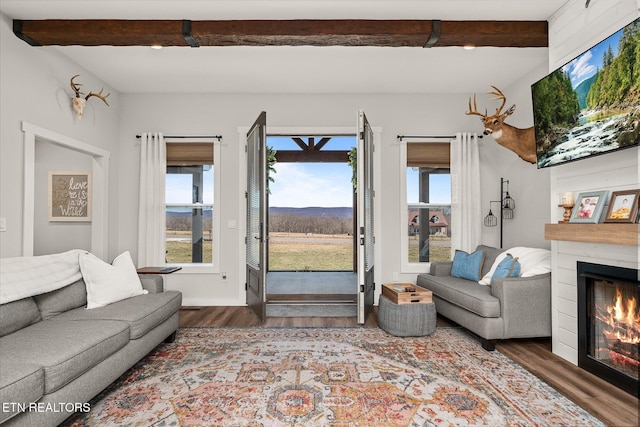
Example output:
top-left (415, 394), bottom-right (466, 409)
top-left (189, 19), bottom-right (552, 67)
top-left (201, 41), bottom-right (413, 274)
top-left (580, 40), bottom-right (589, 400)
top-left (481, 338), bottom-right (496, 351)
top-left (164, 331), bottom-right (177, 343)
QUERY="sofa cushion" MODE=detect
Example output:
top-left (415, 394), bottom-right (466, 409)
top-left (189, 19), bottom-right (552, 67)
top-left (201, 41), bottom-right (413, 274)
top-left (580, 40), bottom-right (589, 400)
top-left (417, 274), bottom-right (501, 318)
top-left (80, 251), bottom-right (148, 309)
top-left (451, 249), bottom-right (485, 281)
top-left (0, 361), bottom-right (43, 424)
top-left (0, 297), bottom-right (41, 337)
top-left (33, 279), bottom-right (87, 320)
top-left (53, 291), bottom-right (182, 339)
top-left (0, 319), bottom-right (129, 394)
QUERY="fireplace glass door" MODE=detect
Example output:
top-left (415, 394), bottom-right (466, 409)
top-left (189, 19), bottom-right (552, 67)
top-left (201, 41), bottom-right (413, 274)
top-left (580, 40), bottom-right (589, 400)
top-left (578, 262), bottom-right (639, 397)
top-left (589, 277), bottom-right (639, 379)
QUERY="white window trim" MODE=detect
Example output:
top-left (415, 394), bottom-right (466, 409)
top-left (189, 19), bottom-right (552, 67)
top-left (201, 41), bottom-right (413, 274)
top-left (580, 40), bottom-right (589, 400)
top-left (165, 137), bottom-right (221, 274)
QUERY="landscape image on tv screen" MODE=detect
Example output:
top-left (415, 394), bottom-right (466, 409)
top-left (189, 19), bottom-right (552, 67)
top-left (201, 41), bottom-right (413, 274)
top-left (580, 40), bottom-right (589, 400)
top-left (532, 18), bottom-right (640, 168)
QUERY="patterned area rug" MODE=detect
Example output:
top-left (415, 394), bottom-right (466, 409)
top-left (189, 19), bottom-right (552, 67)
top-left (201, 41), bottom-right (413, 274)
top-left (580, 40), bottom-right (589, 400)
top-left (65, 327), bottom-right (603, 426)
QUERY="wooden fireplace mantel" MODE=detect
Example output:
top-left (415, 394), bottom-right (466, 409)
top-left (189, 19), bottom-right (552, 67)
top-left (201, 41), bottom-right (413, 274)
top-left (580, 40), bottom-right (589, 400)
top-left (544, 223), bottom-right (639, 247)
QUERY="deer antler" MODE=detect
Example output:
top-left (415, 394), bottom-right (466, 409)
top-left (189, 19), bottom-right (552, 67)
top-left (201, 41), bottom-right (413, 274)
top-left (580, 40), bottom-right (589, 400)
top-left (466, 94), bottom-right (488, 118)
top-left (70, 74), bottom-right (84, 97)
top-left (488, 85), bottom-right (507, 116)
top-left (85, 88), bottom-right (110, 106)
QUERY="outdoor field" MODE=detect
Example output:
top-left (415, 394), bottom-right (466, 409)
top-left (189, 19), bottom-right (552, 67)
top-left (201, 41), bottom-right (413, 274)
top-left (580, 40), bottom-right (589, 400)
top-left (268, 232), bottom-right (353, 271)
top-left (166, 231), bottom-right (451, 267)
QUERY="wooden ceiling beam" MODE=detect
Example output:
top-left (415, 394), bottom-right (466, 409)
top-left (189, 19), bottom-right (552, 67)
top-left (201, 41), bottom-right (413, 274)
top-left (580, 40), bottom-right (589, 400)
top-left (13, 19), bottom-right (548, 48)
top-left (14, 19), bottom-right (189, 47)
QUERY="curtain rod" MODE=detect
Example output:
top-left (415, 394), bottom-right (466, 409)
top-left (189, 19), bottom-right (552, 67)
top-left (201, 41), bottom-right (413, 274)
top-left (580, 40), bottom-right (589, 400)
top-left (135, 134), bottom-right (222, 141)
top-left (397, 134), bottom-right (483, 141)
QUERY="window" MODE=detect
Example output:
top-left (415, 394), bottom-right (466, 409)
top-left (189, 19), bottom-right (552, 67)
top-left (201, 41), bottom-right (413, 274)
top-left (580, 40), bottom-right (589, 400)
top-left (401, 142), bottom-right (452, 272)
top-left (165, 140), bottom-right (220, 269)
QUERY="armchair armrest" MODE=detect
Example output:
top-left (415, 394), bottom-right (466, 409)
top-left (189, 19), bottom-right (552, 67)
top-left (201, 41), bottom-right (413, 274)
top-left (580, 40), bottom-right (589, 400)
top-left (429, 261), bottom-right (453, 276)
top-left (490, 273), bottom-right (551, 338)
top-left (138, 274), bottom-right (164, 293)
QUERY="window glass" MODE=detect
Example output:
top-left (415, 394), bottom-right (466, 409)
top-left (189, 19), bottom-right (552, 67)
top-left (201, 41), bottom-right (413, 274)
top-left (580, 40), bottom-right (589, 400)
top-left (406, 166), bottom-right (452, 263)
top-left (166, 162), bottom-right (214, 264)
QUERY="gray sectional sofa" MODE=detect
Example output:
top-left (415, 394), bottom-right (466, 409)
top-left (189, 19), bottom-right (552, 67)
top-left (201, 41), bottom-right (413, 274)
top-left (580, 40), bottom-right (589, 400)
top-left (0, 274), bottom-right (181, 426)
top-left (417, 244), bottom-right (551, 351)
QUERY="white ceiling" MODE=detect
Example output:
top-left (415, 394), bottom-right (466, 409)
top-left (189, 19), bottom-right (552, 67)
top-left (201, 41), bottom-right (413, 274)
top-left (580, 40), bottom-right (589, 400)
top-left (0, 1), bottom-right (569, 94)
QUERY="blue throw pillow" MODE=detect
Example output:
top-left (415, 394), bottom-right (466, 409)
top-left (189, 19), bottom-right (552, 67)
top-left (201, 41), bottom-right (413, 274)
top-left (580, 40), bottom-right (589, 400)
top-left (492, 254), bottom-right (521, 281)
top-left (451, 249), bottom-right (485, 281)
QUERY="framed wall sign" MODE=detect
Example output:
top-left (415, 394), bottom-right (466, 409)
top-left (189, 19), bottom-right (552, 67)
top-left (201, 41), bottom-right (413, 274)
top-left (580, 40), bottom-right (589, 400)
top-left (48, 171), bottom-right (92, 221)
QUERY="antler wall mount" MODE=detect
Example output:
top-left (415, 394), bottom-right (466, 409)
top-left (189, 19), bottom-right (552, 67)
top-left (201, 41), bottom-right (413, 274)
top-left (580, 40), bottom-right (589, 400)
top-left (70, 75), bottom-right (110, 119)
top-left (466, 86), bottom-right (536, 164)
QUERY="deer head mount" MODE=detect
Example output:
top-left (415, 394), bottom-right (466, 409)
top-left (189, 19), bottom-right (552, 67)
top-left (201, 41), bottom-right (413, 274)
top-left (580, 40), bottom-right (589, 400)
top-left (70, 75), bottom-right (110, 119)
top-left (466, 86), bottom-right (536, 164)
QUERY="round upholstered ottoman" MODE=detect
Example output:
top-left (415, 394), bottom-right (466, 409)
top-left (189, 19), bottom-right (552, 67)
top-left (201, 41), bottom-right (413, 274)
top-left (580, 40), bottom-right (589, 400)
top-left (378, 294), bottom-right (437, 337)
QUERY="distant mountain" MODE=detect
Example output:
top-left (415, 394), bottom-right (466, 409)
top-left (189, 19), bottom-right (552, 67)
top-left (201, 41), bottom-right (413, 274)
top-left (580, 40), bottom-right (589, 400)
top-left (270, 207), bottom-right (352, 219)
top-left (575, 75), bottom-right (597, 109)
top-left (166, 208), bottom-right (213, 220)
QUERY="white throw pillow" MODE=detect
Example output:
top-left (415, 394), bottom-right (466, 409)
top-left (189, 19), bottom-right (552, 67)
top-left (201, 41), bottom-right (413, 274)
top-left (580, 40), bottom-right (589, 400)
top-left (478, 247), bottom-right (551, 285)
top-left (80, 251), bottom-right (148, 309)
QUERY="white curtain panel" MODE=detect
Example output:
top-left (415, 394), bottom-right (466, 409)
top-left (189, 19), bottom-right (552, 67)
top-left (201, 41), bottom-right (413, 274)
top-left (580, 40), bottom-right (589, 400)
top-left (137, 132), bottom-right (166, 267)
top-left (450, 132), bottom-right (482, 255)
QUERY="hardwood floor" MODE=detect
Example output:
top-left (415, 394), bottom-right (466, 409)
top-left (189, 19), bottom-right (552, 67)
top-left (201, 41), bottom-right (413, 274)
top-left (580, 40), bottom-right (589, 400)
top-left (179, 306), bottom-right (639, 427)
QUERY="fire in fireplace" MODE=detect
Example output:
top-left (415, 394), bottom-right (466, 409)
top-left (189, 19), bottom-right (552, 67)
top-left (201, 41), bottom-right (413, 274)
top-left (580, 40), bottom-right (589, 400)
top-left (577, 262), bottom-right (639, 397)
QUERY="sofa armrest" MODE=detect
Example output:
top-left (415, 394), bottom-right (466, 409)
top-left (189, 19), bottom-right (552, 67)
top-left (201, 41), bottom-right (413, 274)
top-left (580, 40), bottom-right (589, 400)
top-left (138, 274), bottom-right (164, 293)
top-left (429, 261), bottom-right (453, 276)
top-left (490, 273), bottom-right (551, 337)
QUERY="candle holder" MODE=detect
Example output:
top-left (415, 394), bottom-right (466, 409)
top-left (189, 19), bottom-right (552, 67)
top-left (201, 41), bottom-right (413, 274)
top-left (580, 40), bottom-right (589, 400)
top-left (558, 203), bottom-right (574, 223)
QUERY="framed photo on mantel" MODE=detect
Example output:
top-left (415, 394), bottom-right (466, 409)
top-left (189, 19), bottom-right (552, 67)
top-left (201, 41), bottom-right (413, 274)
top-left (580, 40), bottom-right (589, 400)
top-left (569, 190), bottom-right (608, 224)
top-left (48, 171), bottom-right (92, 222)
top-left (604, 189), bottom-right (640, 224)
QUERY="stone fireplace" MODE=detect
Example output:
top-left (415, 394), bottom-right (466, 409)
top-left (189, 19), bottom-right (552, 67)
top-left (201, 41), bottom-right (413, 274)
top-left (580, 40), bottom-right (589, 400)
top-left (577, 262), bottom-right (639, 397)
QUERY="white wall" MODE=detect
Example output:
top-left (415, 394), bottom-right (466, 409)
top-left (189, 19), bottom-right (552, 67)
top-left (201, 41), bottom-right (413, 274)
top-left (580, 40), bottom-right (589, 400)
top-left (0, 13), bottom-right (120, 258)
top-left (546, 0), bottom-right (639, 364)
top-left (1, 10), bottom-right (553, 306)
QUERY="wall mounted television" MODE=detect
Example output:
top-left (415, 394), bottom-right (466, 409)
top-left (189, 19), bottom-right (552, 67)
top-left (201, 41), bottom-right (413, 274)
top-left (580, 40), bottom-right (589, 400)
top-left (532, 18), bottom-right (640, 169)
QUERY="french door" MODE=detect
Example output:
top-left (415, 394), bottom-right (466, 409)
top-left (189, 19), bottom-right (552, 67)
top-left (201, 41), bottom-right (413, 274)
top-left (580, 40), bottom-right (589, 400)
top-left (246, 112), bottom-right (267, 322)
top-left (357, 110), bottom-right (375, 324)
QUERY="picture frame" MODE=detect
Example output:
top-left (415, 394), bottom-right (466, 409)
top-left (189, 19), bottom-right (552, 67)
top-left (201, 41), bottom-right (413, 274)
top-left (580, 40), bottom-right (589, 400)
top-left (604, 189), bottom-right (640, 223)
top-left (569, 190), bottom-right (609, 224)
top-left (48, 171), bottom-right (92, 222)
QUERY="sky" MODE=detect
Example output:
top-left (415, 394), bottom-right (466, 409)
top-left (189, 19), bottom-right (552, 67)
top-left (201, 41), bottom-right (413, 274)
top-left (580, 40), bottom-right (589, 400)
top-left (269, 162), bottom-right (353, 207)
top-left (268, 136), bottom-right (354, 208)
top-left (406, 169), bottom-right (451, 205)
top-left (562, 27), bottom-right (623, 89)
top-left (166, 167), bottom-right (214, 204)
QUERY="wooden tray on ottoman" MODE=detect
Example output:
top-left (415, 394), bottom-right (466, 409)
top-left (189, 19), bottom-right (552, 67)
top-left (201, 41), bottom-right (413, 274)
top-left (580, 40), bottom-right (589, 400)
top-left (381, 283), bottom-right (432, 304)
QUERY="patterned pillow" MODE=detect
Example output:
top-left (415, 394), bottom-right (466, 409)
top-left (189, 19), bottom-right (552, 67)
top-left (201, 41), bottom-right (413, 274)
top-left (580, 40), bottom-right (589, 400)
top-left (451, 249), bottom-right (485, 281)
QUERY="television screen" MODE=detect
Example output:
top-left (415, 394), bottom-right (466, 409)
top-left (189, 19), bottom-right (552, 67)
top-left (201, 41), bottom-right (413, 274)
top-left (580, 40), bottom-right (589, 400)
top-left (532, 18), bottom-right (640, 168)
